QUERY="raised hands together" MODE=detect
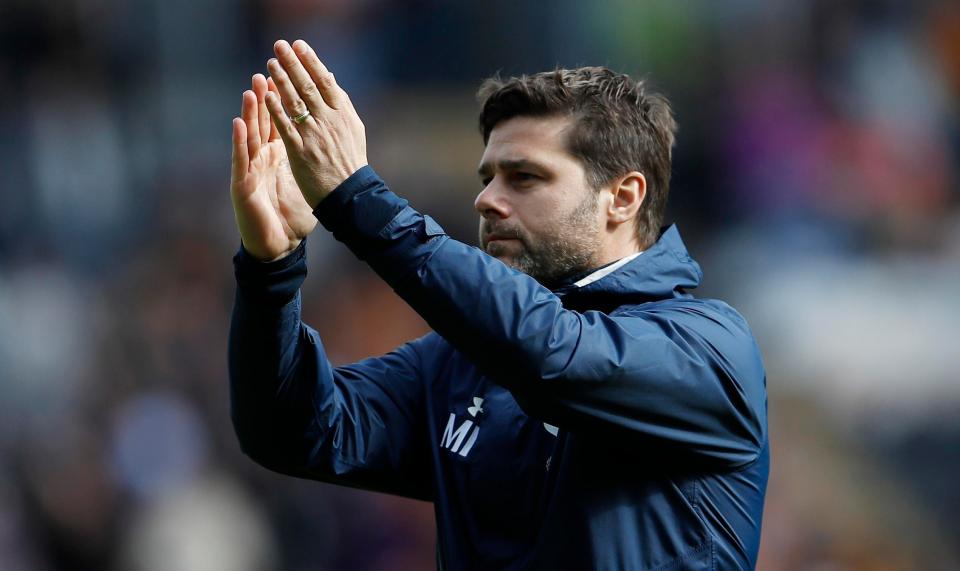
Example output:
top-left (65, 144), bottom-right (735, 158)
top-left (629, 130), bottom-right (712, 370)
top-left (230, 40), bottom-right (368, 261)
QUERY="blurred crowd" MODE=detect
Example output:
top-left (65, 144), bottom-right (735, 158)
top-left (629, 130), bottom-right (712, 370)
top-left (1, 0), bottom-right (959, 569)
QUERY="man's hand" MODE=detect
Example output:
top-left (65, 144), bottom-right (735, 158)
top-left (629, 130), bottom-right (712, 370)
top-left (230, 74), bottom-right (317, 262)
top-left (263, 39), bottom-right (368, 208)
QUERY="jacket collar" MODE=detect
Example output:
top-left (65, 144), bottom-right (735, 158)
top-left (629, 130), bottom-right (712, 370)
top-left (553, 225), bottom-right (702, 311)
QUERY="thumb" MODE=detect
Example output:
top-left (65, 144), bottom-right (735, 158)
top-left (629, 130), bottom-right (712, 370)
top-left (231, 118), bottom-right (249, 187)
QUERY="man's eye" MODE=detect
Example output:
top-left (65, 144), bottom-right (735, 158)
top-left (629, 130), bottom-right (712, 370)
top-left (481, 177), bottom-right (492, 187)
top-left (513, 172), bottom-right (537, 183)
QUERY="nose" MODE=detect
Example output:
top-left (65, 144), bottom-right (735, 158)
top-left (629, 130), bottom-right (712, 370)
top-left (474, 179), bottom-right (510, 219)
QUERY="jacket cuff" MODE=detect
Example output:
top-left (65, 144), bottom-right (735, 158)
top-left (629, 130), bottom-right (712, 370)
top-left (312, 165), bottom-right (448, 285)
top-left (313, 166), bottom-right (409, 259)
top-left (233, 240), bottom-right (307, 306)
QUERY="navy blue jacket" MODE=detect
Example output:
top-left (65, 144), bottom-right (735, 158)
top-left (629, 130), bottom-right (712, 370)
top-left (229, 166), bottom-right (769, 570)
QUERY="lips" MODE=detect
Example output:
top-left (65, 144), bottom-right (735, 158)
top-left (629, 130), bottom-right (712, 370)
top-left (481, 221), bottom-right (522, 250)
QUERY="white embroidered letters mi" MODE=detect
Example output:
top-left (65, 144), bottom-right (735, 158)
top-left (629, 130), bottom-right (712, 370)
top-left (442, 397), bottom-right (484, 457)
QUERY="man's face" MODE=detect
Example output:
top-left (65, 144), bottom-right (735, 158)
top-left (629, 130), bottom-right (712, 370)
top-left (476, 115), bottom-right (604, 286)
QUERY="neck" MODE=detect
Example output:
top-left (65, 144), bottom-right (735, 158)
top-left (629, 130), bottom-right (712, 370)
top-left (594, 230), bottom-right (643, 268)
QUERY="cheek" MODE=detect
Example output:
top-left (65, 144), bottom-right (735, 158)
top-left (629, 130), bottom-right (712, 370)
top-left (522, 195), bottom-right (569, 235)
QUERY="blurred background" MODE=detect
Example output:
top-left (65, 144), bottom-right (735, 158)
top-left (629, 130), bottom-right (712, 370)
top-left (1, 0), bottom-right (959, 569)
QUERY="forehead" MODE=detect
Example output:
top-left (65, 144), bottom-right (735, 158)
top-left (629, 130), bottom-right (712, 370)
top-left (479, 115), bottom-right (577, 171)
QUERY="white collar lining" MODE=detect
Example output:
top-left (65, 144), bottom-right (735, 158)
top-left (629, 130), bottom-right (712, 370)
top-left (573, 251), bottom-right (643, 288)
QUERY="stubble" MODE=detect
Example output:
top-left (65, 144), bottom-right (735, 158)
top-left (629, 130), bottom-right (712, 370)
top-left (481, 191), bottom-right (602, 287)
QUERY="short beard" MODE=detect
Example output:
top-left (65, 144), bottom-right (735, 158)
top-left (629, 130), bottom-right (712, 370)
top-left (480, 191), bottom-right (602, 287)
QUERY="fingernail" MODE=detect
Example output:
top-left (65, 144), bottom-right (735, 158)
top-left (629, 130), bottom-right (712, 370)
top-left (293, 40), bottom-right (308, 53)
top-left (275, 40), bottom-right (289, 54)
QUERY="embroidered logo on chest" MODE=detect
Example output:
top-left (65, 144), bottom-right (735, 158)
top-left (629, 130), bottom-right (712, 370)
top-left (440, 397), bottom-right (484, 457)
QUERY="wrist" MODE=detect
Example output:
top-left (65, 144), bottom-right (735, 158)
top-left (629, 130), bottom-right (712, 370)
top-left (308, 163), bottom-right (370, 208)
top-left (239, 239), bottom-right (302, 263)
top-left (237, 239), bottom-right (306, 269)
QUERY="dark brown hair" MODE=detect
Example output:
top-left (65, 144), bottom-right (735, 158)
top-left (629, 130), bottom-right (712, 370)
top-left (478, 67), bottom-right (677, 248)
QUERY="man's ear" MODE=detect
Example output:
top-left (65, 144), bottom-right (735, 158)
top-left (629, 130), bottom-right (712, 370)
top-left (605, 171), bottom-right (646, 226)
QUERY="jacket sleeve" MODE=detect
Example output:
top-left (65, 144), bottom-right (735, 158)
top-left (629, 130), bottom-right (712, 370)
top-left (228, 241), bottom-right (434, 500)
top-left (315, 167), bottom-right (767, 469)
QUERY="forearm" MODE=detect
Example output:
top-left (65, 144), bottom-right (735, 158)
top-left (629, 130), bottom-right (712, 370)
top-left (228, 239), bottom-right (435, 494)
top-left (228, 242), bottom-right (322, 472)
top-left (314, 167), bottom-right (582, 381)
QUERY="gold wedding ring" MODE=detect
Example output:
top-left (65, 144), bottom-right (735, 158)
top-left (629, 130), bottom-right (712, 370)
top-left (292, 110), bottom-right (311, 124)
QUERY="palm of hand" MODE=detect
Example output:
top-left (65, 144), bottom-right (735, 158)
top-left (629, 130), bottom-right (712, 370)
top-left (231, 78), bottom-right (317, 262)
top-left (250, 139), bottom-right (316, 250)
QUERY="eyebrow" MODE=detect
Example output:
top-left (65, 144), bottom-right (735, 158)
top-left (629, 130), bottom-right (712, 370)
top-left (477, 158), bottom-right (549, 178)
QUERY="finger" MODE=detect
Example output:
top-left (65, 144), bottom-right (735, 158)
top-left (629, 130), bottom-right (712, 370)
top-left (241, 90), bottom-right (261, 161)
top-left (252, 74), bottom-right (271, 143)
top-left (265, 90), bottom-right (302, 148)
top-left (231, 117), bottom-right (249, 185)
top-left (274, 39), bottom-right (326, 114)
top-left (266, 77), bottom-right (281, 141)
top-left (268, 57), bottom-right (312, 125)
top-left (291, 39), bottom-right (349, 110)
